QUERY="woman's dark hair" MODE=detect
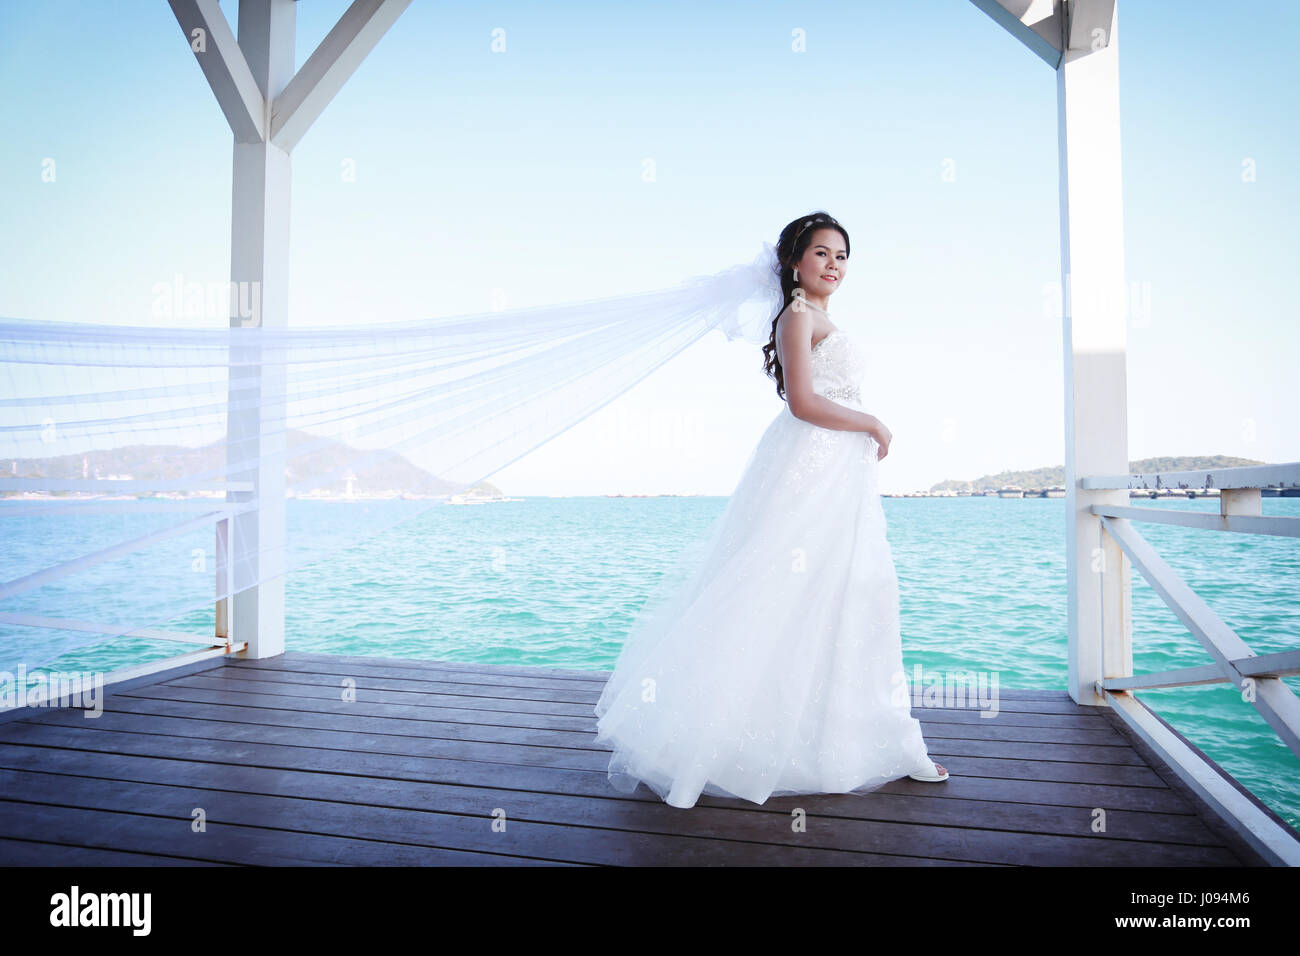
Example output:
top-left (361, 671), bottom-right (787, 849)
top-left (761, 211), bottom-right (850, 402)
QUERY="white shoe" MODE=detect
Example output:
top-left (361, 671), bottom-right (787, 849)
top-left (908, 759), bottom-right (949, 783)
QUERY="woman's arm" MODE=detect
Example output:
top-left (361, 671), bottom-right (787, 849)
top-left (777, 307), bottom-right (884, 437)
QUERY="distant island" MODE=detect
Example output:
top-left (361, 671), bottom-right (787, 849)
top-left (3, 429), bottom-right (472, 500)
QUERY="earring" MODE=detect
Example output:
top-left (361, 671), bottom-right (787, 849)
top-left (793, 267), bottom-right (799, 284)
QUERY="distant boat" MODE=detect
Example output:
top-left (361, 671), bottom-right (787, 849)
top-left (997, 486), bottom-right (1025, 498)
top-left (447, 491), bottom-right (523, 505)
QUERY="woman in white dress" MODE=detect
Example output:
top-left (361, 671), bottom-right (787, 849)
top-left (593, 212), bottom-right (948, 809)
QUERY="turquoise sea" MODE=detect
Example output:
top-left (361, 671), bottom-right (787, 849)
top-left (5, 495), bottom-right (1299, 832)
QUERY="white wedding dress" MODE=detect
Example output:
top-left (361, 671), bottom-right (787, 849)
top-left (593, 328), bottom-right (942, 808)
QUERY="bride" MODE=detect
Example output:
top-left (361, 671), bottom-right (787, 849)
top-left (592, 211), bottom-right (949, 809)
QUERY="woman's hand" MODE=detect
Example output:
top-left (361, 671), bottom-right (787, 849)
top-left (873, 421), bottom-right (892, 461)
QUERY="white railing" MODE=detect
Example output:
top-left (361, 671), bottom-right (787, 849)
top-left (1080, 461), bottom-right (1300, 864)
top-left (0, 478), bottom-right (253, 706)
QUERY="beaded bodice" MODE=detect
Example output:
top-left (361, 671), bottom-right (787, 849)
top-left (808, 329), bottom-right (865, 407)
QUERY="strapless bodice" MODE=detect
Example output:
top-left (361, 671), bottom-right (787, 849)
top-left (809, 329), bottom-right (866, 407)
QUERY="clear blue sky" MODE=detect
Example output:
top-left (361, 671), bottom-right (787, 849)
top-left (1, 0), bottom-right (1296, 495)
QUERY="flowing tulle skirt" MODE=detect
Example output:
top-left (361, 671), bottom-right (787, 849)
top-left (593, 403), bottom-right (939, 808)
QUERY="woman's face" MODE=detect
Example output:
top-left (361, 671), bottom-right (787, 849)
top-left (794, 228), bottom-right (848, 295)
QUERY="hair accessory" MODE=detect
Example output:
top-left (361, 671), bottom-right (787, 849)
top-left (793, 215), bottom-right (838, 245)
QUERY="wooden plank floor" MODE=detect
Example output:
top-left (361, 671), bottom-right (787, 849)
top-left (0, 651), bottom-right (1288, 866)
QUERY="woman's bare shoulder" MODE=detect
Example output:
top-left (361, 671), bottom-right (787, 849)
top-left (774, 305), bottom-right (810, 368)
top-left (775, 304), bottom-right (813, 349)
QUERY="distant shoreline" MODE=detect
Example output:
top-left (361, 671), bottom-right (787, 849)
top-left (7, 488), bottom-right (1297, 502)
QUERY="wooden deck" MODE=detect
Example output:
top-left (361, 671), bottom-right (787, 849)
top-left (0, 651), bottom-right (1290, 866)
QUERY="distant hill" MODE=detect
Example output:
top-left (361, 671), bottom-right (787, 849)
top-left (930, 455), bottom-right (1268, 493)
top-left (2, 429), bottom-right (471, 498)
top-left (461, 480), bottom-right (504, 497)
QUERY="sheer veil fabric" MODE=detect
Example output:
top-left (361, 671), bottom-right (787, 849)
top-left (0, 242), bottom-right (786, 673)
top-left (592, 325), bottom-right (940, 808)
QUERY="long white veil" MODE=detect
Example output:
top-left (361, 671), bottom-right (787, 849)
top-left (0, 242), bottom-right (785, 675)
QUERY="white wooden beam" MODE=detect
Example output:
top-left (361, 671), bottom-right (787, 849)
top-left (1103, 649), bottom-right (1300, 691)
top-left (1089, 503), bottom-right (1300, 539)
top-left (0, 643), bottom-right (248, 715)
top-left (271, 0), bottom-right (413, 152)
top-left (1100, 515), bottom-right (1300, 760)
top-left (0, 508), bottom-right (237, 601)
top-left (1082, 461), bottom-right (1300, 491)
top-left (0, 613), bottom-right (231, 647)
top-left (969, 0), bottom-right (1119, 67)
top-left (0, 478), bottom-right (252, 492)
top-left (1067, 0), bottom-right (1117, 51)
top-left (168, 0), bottom-right (266, 143)
top-left (1104, 689), bottom-right (1300, 866)
top-left (968, 0), bottom-right (1065, 68)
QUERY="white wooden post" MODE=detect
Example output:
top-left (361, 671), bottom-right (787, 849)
top-left (1220, 488), bottom-right (1262, 517)
top-left (226, 0), bottom-right (295, 660)
top-left (215, 515), bottom-right (230, 642)
top-left (169, 0), bottom-right (412, 659)
top-left (1058, 2), bottom-right (1132, 706)
top-left (970, 0), bottom-right (1131, 705)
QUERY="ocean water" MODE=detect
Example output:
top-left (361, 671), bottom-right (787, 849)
top-left (5, 494), bottom-right (1299, 833)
